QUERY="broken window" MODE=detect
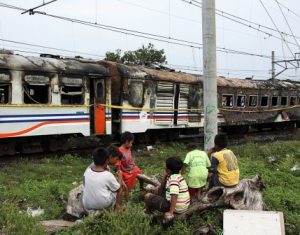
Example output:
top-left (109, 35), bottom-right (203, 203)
top-left (272, 97), bottom-right (278, 106)
top-left (61, 86), bottom-right (84, 104)
top-left (281, 97), bottom-right (287, 106)
top-left (237, 95), bottom-right (246, 108)
top-left (0, 84), bottom-right (10, 104)
top-left (128, 80), bottom-right (144, 107)
top-left (188, 84), bottom-right (203, 109)
top-left (60, 77), bottom-right (84, 105)
top-left (260, 96), bottom-right (269, 107)
top-left (24, 75), bottom-right (50, 104)
top-left (249, 95), bottom-right (257, 107)
top-left (290, 97), bottom-right (296, 106)
top-left (222, 95), bottom-right (233, 107)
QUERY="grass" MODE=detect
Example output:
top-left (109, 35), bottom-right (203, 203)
top-left (0, 141), bottom-right (299, 234)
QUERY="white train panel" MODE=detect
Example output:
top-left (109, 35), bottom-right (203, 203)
top-left (0, 106), bottom-right (90, 138)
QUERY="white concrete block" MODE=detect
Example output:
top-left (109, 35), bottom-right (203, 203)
top-left (223, 210), bottom-right (285, 235)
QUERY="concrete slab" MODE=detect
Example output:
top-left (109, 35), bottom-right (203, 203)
top-left (223, 210), bottom-right (285, 235)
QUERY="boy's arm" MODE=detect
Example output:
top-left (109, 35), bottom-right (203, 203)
top-left (208, 156), bottom-right (219, 176)
top-left (165, 194), bottom-right (178, 217)
top-left (181, 164), bottom-right (187, 175)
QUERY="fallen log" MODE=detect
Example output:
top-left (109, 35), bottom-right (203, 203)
top-left (40, 220), bottom-right (74, 234)
top-left (176, 175), bottom-right (266, 220)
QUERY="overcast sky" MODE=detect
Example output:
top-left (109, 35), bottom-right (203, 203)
top-left (0, 0), bottom-right (300, 80)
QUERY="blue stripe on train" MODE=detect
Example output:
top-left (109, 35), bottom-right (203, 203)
top-left (0, 118), bottom-right (89, 124)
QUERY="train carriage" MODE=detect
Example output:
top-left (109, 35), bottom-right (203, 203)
top-left (1, 51), bottom-right (300, 156)
top-left (0, 52), bottom-right (110, 155)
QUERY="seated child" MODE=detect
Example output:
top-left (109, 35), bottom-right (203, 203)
top-left (82, 147), bottom-right (122, 211)
top-left (182, 143), bottom-right (211, 199)
top-left (116, 131), bottom-right (143, 192)
top-left (208, 134), bottom-right (240, 188)
top-left (144, 157), bottom-right (190, 219)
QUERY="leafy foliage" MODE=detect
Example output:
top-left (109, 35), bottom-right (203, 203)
top-left (105, 43), bottom-right (167, 65)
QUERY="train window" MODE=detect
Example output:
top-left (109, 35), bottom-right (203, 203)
top-left (290, 97), bottom-right (296, 106)
top-left (61, 86), bottom-right (84, 105)
top-left (249, 95), bottom-right (257, 107)
top-left (0, 84), bottom-right (10, 104)
top-left (24, 84), bottom-right (49, 104)
top-left (222, 95), bottom-right (233, 107)
top-left (281, 97), bottom-right (287, 106)
top-left (272, 97), bottom-right (278, 106)
top-left (237, 95), bottom-right (246, 108)
top-left (260, 96), bottom-right (268, 107)
top-left (128, 80), bottom-right (144, 107)
top-left (188, 84), bottom-right (203, 108)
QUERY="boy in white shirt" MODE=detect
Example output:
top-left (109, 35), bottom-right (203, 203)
top-left (82, 147), bottom-right (122, 210)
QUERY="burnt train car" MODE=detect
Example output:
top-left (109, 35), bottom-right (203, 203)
top-left (99, 61), bottom-right (204, 142)
top-left (1, 51), bottom-right (300, 156)
top-left (0, 52), bottom-right (112, 155)
top-left (217, 77), bottom-right (300, 131)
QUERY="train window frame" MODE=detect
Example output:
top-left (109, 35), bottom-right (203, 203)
top-left (260, 96), bottom-right (269, 107)
top-left (128, 79), bottom-right (145, 108)
top-left (222, 94), bottom-right (234, 108)
top-left (23, 74), bottom-right (50, 104)
top-left (249, 95), bottom-right (258, 107)
top-left (280, 96), bottom-right (287, 106)
top-left (237, 95), bottom-right (246, 108)
top-left (0, 83), bottom-right (11, 104)
top-left (60, 76), bottom-right (84, 105)
top-left (61, 85), bottom-right (84, 105)
top-left (271, 96), bottom-right (278, 107)
top-left (289, 96), bottom-right (296, 106)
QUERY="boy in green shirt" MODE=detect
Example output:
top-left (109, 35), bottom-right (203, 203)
top-left (182, 143), bottom-right (211, 199)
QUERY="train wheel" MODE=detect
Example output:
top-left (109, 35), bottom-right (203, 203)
top-left (0, 142), bottom-right (16, 156)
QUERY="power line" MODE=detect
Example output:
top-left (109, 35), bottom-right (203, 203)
top-left (259, 0), bottom-right (295, 58)
top-left (274, 0), bottom-right (300, 51)
top-left (180, 0), bottom-right (300, 47)
top-left (114, 0), bottom-right (202, 24)
top-left (274, 0), bottom-right (300, 19)
top-left (0, 2), bottom-right (273, 59)
top-left (0, 38), bottom-right (105, 58)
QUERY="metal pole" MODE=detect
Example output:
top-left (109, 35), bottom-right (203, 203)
top-left (271, 51), bottom-right (275, 79)
top-left (202, 0), bottom-right (218, 151)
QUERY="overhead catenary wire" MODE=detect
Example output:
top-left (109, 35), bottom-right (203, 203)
top-left (0, 2), bottom-right (273, 59)
top-left (273, 0), bottom-right (300, 20)
top-left (274, 0), bottom-right (300, 51)
top-left (259, 0), bottom-right (295, 58)
top-left (0, 38), bottom-right (105, 58)
top-left (180, 0), bottom-right (300, 48)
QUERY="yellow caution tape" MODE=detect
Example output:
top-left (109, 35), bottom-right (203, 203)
top-left (1, 103), bottom-right (299, 113)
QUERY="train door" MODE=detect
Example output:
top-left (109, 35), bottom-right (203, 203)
top-left (94, 79), bottom-right (106, 135)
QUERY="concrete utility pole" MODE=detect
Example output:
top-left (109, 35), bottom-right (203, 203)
top-left (202, 0), bottom-right (218, 151)
top-left (271, 51), bottom-right (275, 80)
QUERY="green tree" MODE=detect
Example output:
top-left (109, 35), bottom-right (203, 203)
top-left (104, 43), bottom-right (167, 65)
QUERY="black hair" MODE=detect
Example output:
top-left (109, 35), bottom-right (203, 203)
top-left (93, 147), bottom-right (109, 166)
top-left (187, 143), bottom-right (198, 151)
top-left (107, 144), bottom-right (123, 159)
top-left (166, 157), bottom-right (183, 174)
top-left (120, 131), bottom-right (134, 144)
top-left (214, 133), bottom-right (228, 149)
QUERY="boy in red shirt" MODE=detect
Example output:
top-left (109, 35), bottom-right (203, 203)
top-left (116, 131), bottom-right (144, 196)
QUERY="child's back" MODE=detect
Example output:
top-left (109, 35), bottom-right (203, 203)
top-left (184, 148), bottom-right (211, 189)
top-left (166, 173), bottom-right (190, 213)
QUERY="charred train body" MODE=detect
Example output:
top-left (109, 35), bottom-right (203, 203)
top-left (1, 53), bottom-right (300, 156)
